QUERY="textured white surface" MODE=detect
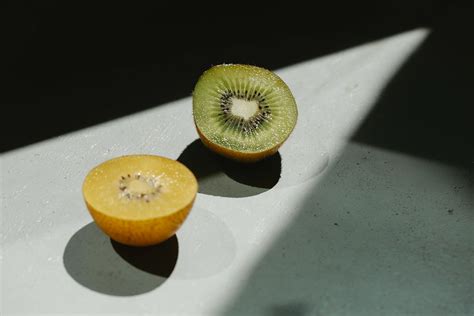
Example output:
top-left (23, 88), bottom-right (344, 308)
top-left (2, 29), bottom-right (473, 315)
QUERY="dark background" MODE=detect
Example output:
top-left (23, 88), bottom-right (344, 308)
top-left (3, 1), bottom-right (469, 153)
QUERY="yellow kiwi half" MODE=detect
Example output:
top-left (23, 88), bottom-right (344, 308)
top-left (82, 155), bottom-right (198, 246)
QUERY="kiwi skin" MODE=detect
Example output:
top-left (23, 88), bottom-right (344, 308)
top-left (195, 124), bottom-right (283, 163)
top-left (86, 197), bottom-right (195, 247)
top-left (193, 64), bottom-right (298, 163)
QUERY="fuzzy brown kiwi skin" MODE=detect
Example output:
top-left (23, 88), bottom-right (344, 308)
top-left (195, 122), bottom-right (284, 163)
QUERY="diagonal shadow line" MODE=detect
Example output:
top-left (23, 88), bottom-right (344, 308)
top-left (352, 15), bottom-right (474, 168)
top-left (221, 5), bottom-right (474, 316)
top-left (2, 2), bottom-right (439, 153)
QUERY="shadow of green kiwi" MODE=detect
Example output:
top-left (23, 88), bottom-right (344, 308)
top-left (177, 139), bottom-right (281, 198)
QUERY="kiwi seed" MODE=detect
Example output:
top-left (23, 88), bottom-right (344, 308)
top-left (117, 173), bottom-right (162, 202)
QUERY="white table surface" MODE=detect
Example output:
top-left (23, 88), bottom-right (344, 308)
top-left (2, 28), bottom-right (473, 315)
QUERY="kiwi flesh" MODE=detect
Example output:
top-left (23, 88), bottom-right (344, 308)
top-left (193, 64), bottom-right (298, 162)
top-left (82, 155), bottom-right (198, 246)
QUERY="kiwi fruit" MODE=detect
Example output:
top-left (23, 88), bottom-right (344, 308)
top-left (82, 155), bottom-right (198, 246)
top-left (193, 64), bottom-right (298, 162)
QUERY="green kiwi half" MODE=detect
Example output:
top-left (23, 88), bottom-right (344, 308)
top-left (192, 64), bottom-right (298, 162)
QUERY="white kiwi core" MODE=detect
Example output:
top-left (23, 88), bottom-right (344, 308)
top-left (230, 98), bottom-right (259, 120)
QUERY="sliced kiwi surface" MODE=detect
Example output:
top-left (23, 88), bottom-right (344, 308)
top-left (82, 155), bottom-right (198, 246)
top-left (193, 64), bottom-right (298, 162)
